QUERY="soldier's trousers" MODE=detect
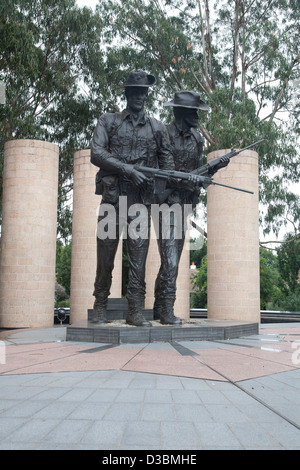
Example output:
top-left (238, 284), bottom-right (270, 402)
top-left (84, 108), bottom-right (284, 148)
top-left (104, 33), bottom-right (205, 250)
top-left (93, 201), bottom-right (151, 306)
top-left (154, 205), bottom-right (189, 305)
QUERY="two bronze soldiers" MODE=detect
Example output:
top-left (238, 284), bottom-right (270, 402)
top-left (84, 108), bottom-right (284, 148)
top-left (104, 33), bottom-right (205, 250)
top-left (90, 70), bottom-right (229, 327)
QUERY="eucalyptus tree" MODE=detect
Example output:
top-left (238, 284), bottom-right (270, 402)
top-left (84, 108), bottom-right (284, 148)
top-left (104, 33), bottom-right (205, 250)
top-left (1, 0), bottom-right (299, 241)
top-left (0, 0), bottom-right (105, 240)
top-left (277, 233), bottom-right (300, 293)
top-left (96, 0), bottom-right (300, 238)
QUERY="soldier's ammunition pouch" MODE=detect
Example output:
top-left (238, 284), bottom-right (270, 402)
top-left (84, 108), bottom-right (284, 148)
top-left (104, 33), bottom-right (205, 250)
top-left (95, 170), bottom-right (103, 195)
top-left (95, 169), bottom-right (120, 204)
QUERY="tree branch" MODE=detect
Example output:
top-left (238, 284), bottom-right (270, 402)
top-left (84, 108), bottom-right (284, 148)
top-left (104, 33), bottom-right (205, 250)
top-left (204, 0), bottom-right (216, 90)
top-left (231, 0), bottom-right (240, 90)
top-left (260, 232), bottom-right (300, 249)
top-left (267, 54), bottom-right (300, 122)
top-left (195, 0), bottom-right (210, 89)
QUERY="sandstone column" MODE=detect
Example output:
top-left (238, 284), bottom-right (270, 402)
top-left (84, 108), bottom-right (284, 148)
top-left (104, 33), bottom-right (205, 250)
top-left (206, 149), bottom-right (260, 323)
top-left (0, 140), bottom-right (59, 328)
top-left (70, 149), bottom-right (122, 323)
top-left (144, 219), bottom-right (160, 311)
top-left (174, 233), bottom-right (190, 319)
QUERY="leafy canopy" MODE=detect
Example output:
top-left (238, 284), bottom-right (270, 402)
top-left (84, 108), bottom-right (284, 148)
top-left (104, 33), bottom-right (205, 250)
top-left (97, 0), bottom-right (300, 236)
top-left (0, 0), bottom-right (105, 240)
top-left (0, 0), bottom-right (299, 240)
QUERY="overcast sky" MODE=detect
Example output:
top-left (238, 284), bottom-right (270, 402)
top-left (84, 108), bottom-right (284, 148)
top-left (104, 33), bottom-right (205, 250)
top-left (76, 0), bottom-right (97, 9)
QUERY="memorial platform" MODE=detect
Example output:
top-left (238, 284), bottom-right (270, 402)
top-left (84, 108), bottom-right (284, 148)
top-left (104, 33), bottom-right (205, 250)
top-left (67, 298), bottom-right (258, 344)
top-left (66, 319), bottom-right (258, 344)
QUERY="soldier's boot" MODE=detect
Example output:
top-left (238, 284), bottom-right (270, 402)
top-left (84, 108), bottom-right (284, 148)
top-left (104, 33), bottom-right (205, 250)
top-left (153, 298), bottom-right (162, 321)
top-left (160, 299), bottom-right (182, 325)
top-left (126, 301), bottom-right (152, 327)
top-left (91, 297), bottom-right (108, 323)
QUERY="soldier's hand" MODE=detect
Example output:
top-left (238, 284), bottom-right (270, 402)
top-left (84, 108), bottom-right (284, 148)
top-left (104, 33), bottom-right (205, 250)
top-left (218, 156), bottom-right (230, 169)
top-left (197, 175), bottom-right (213, 187)
top-left (187, 174), bottom-right (199, 184)
top-left (130, 168), bottom-right (149, 187)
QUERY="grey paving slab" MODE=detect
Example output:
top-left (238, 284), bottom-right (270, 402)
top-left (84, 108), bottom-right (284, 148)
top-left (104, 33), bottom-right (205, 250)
top-left (194, 422), bottom-right (243, 449)
top-left (115, 389), bottom-right (145, 403)
top-left (204, 403), bottom-right (251, 423)
top-left (121, 421), bottom-right (161, 448)
top-left (0, 399), bottom-right (48, 419)
top-left (141, 403), bottom-right (177, 422)
top-left (228, 422), bottom-right (285, 449)
top-left (33, 401), bottom-right (80, 420)
top-left (103, 402), bottom-right (143, 421)
top-left (81, 420), bottom-right (127, 446)
top-left (85, 388), bottom-right (121, 402)
top-left (259, 421), bottom-right (300, 449)
top-left (43, 419), bottom-right (92, 445)
top-left (3, 327), bottom-right (67, 344)
top-left (67, 402), bottom-right (110, 420)
top-left (3, 418), bottom-right (61, 444)
top-left (0, 369), bottom-right (299, 449)
top-left (174, 404), bottom-right (213, 423)
top-left (161, 422), bottom-right (201, 450)
top-left (1, 324), bottom-right (300, 450)
top-left (197, 389), bottom-right (232, 405)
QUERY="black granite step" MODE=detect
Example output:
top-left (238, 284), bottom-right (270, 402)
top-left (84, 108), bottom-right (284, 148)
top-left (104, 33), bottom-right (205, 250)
top-left (66, 319), bottom-right (259, 344)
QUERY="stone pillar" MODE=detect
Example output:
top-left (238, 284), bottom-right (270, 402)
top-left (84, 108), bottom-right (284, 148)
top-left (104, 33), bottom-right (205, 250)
top-left (144, 219), bottom-right (160, 310)
top-left (174, 233), bottom-right (190, 319)
top-left (0, 140), bottom-right (59, 328)
top-left (206, 149), bottom-right (260, 323)
top-left (70, 149), bottom-right (122, 323)
top-left (145, 215), bottom-right (190, 319)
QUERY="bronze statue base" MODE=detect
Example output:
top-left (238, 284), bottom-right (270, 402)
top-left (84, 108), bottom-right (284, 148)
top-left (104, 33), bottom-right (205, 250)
top-left (66, 318), bottom-right (258, 345)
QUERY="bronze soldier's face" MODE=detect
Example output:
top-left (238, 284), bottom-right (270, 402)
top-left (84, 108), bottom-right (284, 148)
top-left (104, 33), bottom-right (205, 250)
top-left (126, 87), bottom-right (148, 113)
top-left (181, 108), bottom-right (199, 128)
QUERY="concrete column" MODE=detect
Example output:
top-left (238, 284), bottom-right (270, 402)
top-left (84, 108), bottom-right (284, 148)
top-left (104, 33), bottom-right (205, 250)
top-left (70, 149), bottom-right (122, 323)
top-left (144, 219), bottom-right (160, 310)
top-left (174, 233), bottom-right (190, 319)
top-left (206, 149), bottom-right (260, 323)
top-left (0, 139), bottom-right (59, 328)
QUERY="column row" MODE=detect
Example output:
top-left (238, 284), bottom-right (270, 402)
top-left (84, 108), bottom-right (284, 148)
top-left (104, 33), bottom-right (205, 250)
top-left (0, 140), bottom-right (260, 328)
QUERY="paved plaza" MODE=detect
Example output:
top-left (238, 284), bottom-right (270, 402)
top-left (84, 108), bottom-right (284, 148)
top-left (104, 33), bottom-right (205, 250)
top-left (0, 322), bottom-right (299, 450)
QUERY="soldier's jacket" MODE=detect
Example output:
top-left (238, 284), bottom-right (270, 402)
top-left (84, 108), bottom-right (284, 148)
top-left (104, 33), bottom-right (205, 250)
top-left (91, 109), bottom-right (174, 204)
top-left (166, 121), bottom-right (205, 205)
top-left (167, 121), bottom-right (204, 171)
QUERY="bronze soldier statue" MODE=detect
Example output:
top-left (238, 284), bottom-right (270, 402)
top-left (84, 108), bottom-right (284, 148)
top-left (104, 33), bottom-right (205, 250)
top-left (90, 70), bottom-right (175, 327)
top-left (153, 91), bottom-right (230, 324)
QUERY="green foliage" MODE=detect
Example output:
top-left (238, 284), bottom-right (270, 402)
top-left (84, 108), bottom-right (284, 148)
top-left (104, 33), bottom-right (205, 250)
top-left (276, 233), bottom-right (300, 293)
top-left (0, 0), bottom-right (105, 239)
top-left (259, 247), bottom-right (285, 309)
top-left (190, 243), bottom-right (300, 311)
top-left (96, 0), bottom-right (300, 236)
top-left (190, 240), bottom-right (207, 268)
top-left (56, 298), bottom-right (70, 308)
top-left (190, 254), bottom-right (208, 309)
top-left (1, 0), bottom-right (299, 240)
top-left (271, 291), bottom-right (300, 312)
top-left (56, 241), bottom-right (72, 296)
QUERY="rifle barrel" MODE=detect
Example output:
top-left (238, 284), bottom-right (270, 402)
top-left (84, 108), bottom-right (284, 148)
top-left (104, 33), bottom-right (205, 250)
top-left (232, 138), bottom-right (265, 155)
top-left (211, 181), bottom-right (254, 194)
